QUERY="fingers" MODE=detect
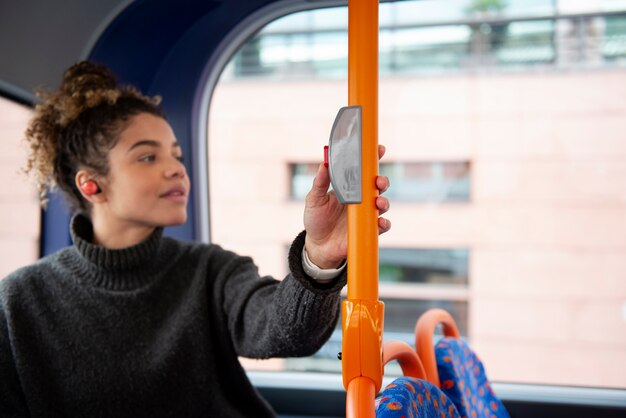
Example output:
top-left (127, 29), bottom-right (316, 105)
top-left (376, 196), bottom-right (389, 215)
top-left (376, 166), bottom-right (390, 232)
top-left (376, 175), bottom-right (389, 194)
top-left (378, 217), bottom-right (391, 235)
top-left (378, 144), bottom-right (386, 160)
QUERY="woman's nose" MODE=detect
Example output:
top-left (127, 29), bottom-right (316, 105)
top-left (165, 159), bottom-right (186, 179)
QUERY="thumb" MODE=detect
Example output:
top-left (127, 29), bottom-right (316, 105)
top-left (307, 163), bottom-right (331, 203)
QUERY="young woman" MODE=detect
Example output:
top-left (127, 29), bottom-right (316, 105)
top-left (0, 61), bottom-right (391, 417)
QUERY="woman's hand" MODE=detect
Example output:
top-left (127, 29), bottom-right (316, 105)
top-left (303, 144), bottom-right (391, 269)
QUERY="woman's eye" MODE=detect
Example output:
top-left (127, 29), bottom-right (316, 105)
top-left (139, 155), bottom-right (156, 163)
top-left (176, 155), bottom-right (185, 163)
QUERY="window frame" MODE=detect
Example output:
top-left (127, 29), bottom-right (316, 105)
top-left (198, 0), bottom-right (626, 404)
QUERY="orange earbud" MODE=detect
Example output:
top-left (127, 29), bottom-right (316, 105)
top-left (81, 181), bottom-right (100, 195)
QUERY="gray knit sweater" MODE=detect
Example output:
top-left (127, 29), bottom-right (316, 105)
top-left (0, 215), bottom-right (346, 417)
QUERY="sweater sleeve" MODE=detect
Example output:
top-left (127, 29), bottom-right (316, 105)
top-left (0, 286), bottom-right (29, 417)
top-left (213, 231), bottom-right (347, 359)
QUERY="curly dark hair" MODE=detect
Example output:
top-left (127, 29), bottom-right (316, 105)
top-left (23, 61), bottom-right (165, 211)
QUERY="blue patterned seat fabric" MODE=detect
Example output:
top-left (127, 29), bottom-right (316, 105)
top-left (376, 376), bottom-right (461, 418)
top-left (435, 337), bottom-right (510, 418)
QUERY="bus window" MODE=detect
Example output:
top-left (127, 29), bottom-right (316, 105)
top-left (208, 0), bottom-right (626, 389)
top-left (0, 96), bottom-right (39, 278)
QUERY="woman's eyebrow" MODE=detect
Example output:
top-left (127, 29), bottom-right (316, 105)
top-left (128, 139), bottom-right (160, 152)
top-left (127, 140), bottom-right (181, 153)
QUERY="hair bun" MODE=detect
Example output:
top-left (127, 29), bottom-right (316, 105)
top-left (54, 61), bottom-right (122, 127)
top-left (61, 61), bottom-right (117, 94)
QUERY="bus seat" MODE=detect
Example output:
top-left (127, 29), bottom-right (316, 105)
top-left (436, 337), bottom-right (509, 418)
top-left (416, 309), bottom-right (510, 418)
top-left (375, 377), bottom-right (461, 418)
top-left (374, 341), bottom-right (460, 417)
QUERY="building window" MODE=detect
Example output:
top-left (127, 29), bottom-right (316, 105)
top-left (225, 0), bottom-right (626, 81)
top-left (224, 2), bottom-right (626, 81)
top-left (378, 247), bottom-right (470, 339)
top-left (382, 298), bottom-right (468, 336)
top-left (380, 25), bottom-right (472, 74)
top-left (381, 161), bottom-right (470, 202)
top-left (289, 163), bottom-right (318, 200)
top-left (290, 161), bottom-right (470, 202)
top-left (492, 20), bottom-right (556, 66)
top-left (604, 15), bottom-right (626, 60)
top-left (380, 247), bottom-right (469, 286)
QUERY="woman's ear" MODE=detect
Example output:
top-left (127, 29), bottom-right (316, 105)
top-left (75, 170), bottom-right (107, 204)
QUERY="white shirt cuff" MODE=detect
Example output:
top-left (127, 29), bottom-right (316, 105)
top-left (301, 247), bottom-right (346, 283)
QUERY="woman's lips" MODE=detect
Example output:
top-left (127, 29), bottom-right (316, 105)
top-left (160, 186), bottom-right (187, 201)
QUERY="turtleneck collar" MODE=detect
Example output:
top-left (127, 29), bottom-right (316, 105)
top-left (67, 213), bottom-right (168, 290)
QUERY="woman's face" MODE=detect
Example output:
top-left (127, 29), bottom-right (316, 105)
top-left (99, 112), bottom-right (190, 229)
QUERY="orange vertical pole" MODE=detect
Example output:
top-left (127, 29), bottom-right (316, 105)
top-left (347, 0), bottom-right (379, 302)
top-left (343, 1), bottom-right (382, 417)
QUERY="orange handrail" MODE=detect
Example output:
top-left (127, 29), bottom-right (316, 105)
top-left (382, 340), bottom-right (428, 380)
top-left (342, 1), bottom-right (381, 417)
top-left (414, 309), bottom-right (461, 387)
top-left (346, 376), bottom-right (377, 418)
